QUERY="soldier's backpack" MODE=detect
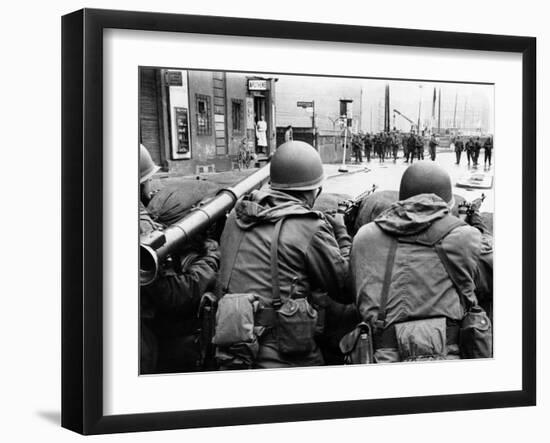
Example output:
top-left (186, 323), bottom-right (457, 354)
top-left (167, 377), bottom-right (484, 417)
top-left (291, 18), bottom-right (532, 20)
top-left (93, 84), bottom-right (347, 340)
top-left (397, 214), bottom-right (493, 359)
top-left (340, 214), bottom-right (492, 363)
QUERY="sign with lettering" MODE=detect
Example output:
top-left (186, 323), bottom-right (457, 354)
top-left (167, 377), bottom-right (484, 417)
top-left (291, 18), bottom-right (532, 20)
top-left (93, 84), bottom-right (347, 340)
top-left (297, 101), bottom-right (314, 108)
top-left (165, 71), bottom-right (183, 87)
top-left (248, 79), bottom-right (268, 91)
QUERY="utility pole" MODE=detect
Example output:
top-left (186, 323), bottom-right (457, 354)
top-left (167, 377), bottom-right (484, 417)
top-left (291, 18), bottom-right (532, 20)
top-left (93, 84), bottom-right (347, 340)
top-left (370, 106), bottom-right (373, 133)
top-left (463, 97), bottom-right (468, 131)
top-left (384, 84), bottom-right (390, 133)
top-left (437, 88), bottom-right (441, 134)
top-left (359, 87), bottom-right (363, 132)
top-left (312, 100), bottom-right (316, 149)
top-left (417, 85), bottom-right (423, 133)
top-left (339, 99), bottom-right (353, 173)
top-left (453, 91), bottom-right (458, 130)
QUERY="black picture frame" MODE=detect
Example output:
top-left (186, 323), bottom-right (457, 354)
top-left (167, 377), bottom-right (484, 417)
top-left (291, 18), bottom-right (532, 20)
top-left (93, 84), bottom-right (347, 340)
top-left (62, 8), bottom-right (536, 435)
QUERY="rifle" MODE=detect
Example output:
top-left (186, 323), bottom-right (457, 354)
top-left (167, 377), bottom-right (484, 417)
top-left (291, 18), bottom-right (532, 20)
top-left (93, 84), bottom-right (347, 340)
top-left (458, 193), bottom-right (486, 220)
top-left (340, 184), bottom-right (378, 234)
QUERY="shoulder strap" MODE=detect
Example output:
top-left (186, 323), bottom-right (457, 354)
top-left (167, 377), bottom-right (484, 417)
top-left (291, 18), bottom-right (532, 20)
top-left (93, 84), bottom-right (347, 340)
top-left (374, 237), bottom-right (399, 331)
top-left (434, 241), bottom-right (479, 311)
top-left (220, 218), bottom-right (247, 293)
top-left (399, 214), bottom-right (465, 247)
top-left (270, 218), bottom-right (285, 306)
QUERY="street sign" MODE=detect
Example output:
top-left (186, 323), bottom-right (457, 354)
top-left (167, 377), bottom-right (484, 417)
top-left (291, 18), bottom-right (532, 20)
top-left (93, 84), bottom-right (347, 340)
top-left (297, 101), bottom-right (314, 108)
top-left (248, 79), bottom-right (268, 91)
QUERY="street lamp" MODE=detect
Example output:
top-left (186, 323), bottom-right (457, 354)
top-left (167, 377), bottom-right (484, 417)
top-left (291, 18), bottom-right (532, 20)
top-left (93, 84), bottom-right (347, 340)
top-left (417, 84), bottom-right (423, 134)
top-left (339, 99), bottom-right (353, 173)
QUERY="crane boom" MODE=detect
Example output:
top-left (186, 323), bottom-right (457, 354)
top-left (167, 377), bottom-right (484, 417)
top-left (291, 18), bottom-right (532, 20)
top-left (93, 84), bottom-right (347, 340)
top-left (393, 109), bottom-right (414, 125)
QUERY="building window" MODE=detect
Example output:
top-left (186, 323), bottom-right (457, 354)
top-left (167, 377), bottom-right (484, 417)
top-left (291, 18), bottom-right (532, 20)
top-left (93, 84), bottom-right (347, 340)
top-left (196, 94), bottom-right (212, 135)
top-left (232, 99), bottom-right (244, 133)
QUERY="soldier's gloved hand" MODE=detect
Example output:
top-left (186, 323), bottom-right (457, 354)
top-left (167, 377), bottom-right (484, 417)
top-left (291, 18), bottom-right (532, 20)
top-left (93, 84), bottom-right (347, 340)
top-left (324, 212), bottom-right (348, 239)
top-left (203, 238), bottom-right (219, 253)
top-left (466, 210), bottom-right (488, 234)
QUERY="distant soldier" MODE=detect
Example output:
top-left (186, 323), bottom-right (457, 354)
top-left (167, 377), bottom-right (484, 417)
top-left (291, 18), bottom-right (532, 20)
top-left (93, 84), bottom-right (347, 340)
top-left (214, 141), bottom-right (351, 369)
top-left (454, 136), bottom-right (464, 165)
top-left (405, 132), bottom-right (416, 163)
top-left (350, 162), bottom-right (493, 363)
top-left (284, 125), bottom-right (293, 142)
top-left (363, 133), bottom-right (372, 162)
top-left (415, 134), bottom-right (425, 160)
top-left (352, 133), bottom-right (363, 164)
top-left (465, 137), bottom-right (475, 167)
top-left (391, 133), bottom-right (399, 162)
top-left (429, 134), bottom-right (439, 161)
top-left (384, 133), bottom-right (392, 161)
top-left (483, 136), bottom-right (493, 169)
top-left (473, 137), bottom-right (482, 167)
top-left (375, 134), bottom-right (384, 163)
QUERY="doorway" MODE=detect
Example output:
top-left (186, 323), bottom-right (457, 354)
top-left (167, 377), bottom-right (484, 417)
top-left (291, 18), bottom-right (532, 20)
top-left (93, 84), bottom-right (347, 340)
top-left (253, 96), bottom-right (268, 154)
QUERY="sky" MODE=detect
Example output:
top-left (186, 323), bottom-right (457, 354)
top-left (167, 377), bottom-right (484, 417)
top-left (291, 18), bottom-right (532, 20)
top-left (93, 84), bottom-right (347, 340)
top-left (271, 73), bottom-right (494, 134)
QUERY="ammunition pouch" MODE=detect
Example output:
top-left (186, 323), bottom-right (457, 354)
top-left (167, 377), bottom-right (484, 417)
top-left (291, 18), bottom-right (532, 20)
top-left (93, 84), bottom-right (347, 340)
top-left (371, 318), bottom-right (459, 362)
top-left (459, 306), bottom-right (493, 359)
top-left (212, 293), bottom-right (259, 347)
top-left (255, 298), bottom-right (319, 356)
top-left (339, 322), bottom-right (374, 364)
top-left (276, 297), bottom-right (318, 356)
top-left (394, 317), bottom-right (449, 361)
top-left (212, 293), bottom-right (262, 369)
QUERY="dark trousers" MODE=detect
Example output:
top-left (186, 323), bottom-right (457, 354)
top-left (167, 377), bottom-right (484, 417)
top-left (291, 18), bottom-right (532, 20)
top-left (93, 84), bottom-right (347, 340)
top-left (354, 148), bottom-right (362, 163)
top-left (365, 148), bottom-right (371, 162)
top-left (417, 148), bottom-right (424, 160)
top-left (405, 148), bottom-right (414, 163)
top-left (455, 150), bottom-right (462, 164)
top-left (429, 146), bottom-right (436, 161)
top-left (466, 150), bottom-right (472, 165)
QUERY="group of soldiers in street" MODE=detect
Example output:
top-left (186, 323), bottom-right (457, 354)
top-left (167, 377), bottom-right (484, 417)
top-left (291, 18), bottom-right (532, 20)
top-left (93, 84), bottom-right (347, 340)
top-left (349, 131), bottom-right (437, 164)
top-left (350, 131), bottom-right (494, 169)
top-left (139, 140), bottom-right (493, 373)
top-left (350, 131), bottom-right (403, 164)
top-left (453, 135), bottom-right (493, 169)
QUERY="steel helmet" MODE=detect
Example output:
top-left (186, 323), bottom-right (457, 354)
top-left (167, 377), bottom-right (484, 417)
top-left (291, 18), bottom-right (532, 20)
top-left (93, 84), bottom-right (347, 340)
top-left (399, 161), bottom-right (453, 203)
top-left (270, 141), bottom-right (324, 191)
top-left (140, 144), bottom-right (160, 184)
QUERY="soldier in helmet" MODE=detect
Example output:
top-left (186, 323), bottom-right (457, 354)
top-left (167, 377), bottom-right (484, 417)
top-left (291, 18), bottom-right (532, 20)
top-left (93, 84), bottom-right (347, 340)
top-left (350, 161), bottom-right (493, 363)
top-left (139, 144), bottom-right (161, 374)
top-left (142, 185), bottom-right (220, 374)
top-left (139, 144), bottom-right (220, 374)
top-left (214, 141), bottom-right (352, 369)
top-left (139, 144), bottom-right (161, 235)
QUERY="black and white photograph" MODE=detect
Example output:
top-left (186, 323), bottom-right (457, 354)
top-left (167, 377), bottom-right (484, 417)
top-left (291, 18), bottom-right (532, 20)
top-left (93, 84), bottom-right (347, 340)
top-left (139, 68), bottom-right (494, 375)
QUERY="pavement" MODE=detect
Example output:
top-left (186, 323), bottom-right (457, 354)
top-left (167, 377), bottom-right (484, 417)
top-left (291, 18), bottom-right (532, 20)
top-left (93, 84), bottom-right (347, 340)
top-left (322, 151), bottom-right (494, 213)
top-left (152, 151), bottom-right (494, 214)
